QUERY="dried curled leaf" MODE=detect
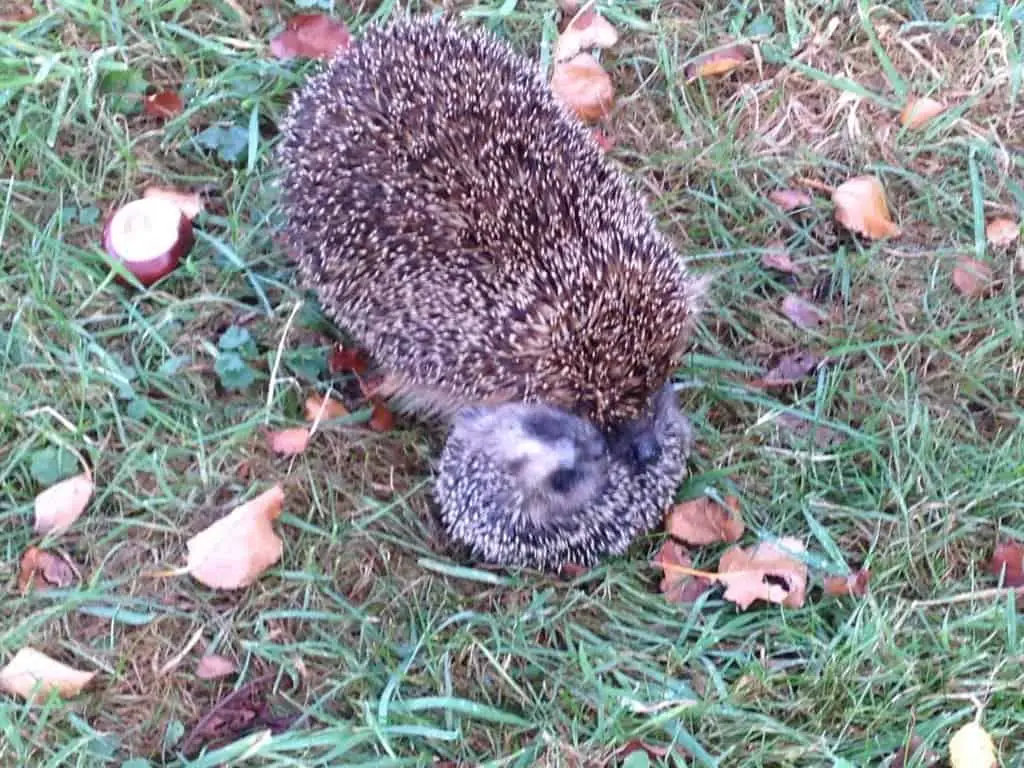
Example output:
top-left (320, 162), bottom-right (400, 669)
top-left (684, 44), bottom-right (751, 81)
top-left (664, 496), bottom-right (744, 546)
top-left (832, 175), bottom-right (901, 240)
top-left (952, 258), bottom-right (994, 297)
top-left (768, 188), bottom-right (814, 211)
top-left (0, 647), bottom-right (96, 702)
top-left (822, 569), bottom-right (870, 597)
top-left (270, 13), bottom-right (351, 61)
top-left (949, 721), bottom-right (998, 768)
top-left (717, 537), bottom-right (808, 610)
top-left (18, 547), bottom-right (76, 594)
top-left (186, 485), bottom-right (285, 590)
top-left (653, 540), bottom-right (714, 604)
top-left (782, 294), bottom-right (826, 331)
top-left (985, 217), bottom-right (1019, 248)
top-left (550, 53), bottom-right (615, 123)
top-left (554, 7), bottom-right (619, 61)
top-left (144, 90), bottom-right (184, 120)
top-left (196, 654), bottom-right (238, 680)
top-left (267, 427), bottom-right (310, 456)
top-left (304, 393), bottom-right (348, 422)
top-left (143, 185), bottom-right (203, 220)
top-left (752, 350), bottom-right (821, 388)
top-left (899, 96), bottom-right (946, 129)
top-left (34, 472), bottom-right (93, 535)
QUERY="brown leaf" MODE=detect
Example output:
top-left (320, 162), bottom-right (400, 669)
top-left (18, 547), bottom-right (76, 594)
top-left (0, 647), bottom-right (96, 702)
top-left (654, 540), bottom-right (714, 604)
top-left (776, 412), bottom-right (847, 449)
top-left (304, 393), bottom-right (348, 422)
top-left (186, 485), bottom-right (285, 590)
top-left (143, 185), bottom-right (203, 220)
top-left (684, 44), bottom-right (751, 80)
top-left (664, 496), bottom-right (744, 546)
top-left (781, 294), bottom-right (826, 331)
top-left (832, 175), bottom-right (901, 239)
top-left (328, 344), bottom-right (369, 375)
top-left (554, 7), bottom-right (618, 61)
top-left (270, 13), bottom-right (351, 61)
top-left (986, 540), bottom-right (1024, 588)
top-left (899, 96), bottom-right (946, 129)
top-left (144, 90), bottom-right (184, 120)
top-left (822, 569), bottom-right (870, 597)
top-left (760, 241), bottom-right (801, 274)
top-left (550, 53), bottom-right (615, 123)
top-left (34, 472), bottom-right (93, 535)
top-left (985, 217), bottom-right (1019, 248)
top-left (267, 427), bottom-right (310, 456)
top-left (196, 654), bottom-right (238, 680)
top-left (0, 6), bottom-right (35, 23)
top-left (768, 188), bottom-right (814, 211)
top-left (889, 734), bottom-right (929, 768)
top-left (717, 537), bottom-right (808, 610)
top-left (751, 350), bottom-right (821, 389)
top-left (368, 400), bottom-right (395, 432)
top-left (952, 257), bottom-right (994, 297)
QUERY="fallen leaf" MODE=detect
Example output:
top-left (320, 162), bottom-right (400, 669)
top-left (768, 188), bottom-right (814, 211)
top-left (270, 13), bottom-right (351, 61)
top-left (889, 734), bottom-right (933, 768)
top-left (985, 217), bottom-right (1019, 248)
top-left (196, 654), bottom-right (238, 680)
top-left (949, 721), bottom-right (997, 768)
top-left (368, 400), bottom-right (395, 432)
top-left (328, 344), bottom-right (369, 375)
top-left (822, 569), bottom-right (870, 597)
top-left (899, 96), bottom-right (946, 129)
top-left (0, 6), bottom-right (35, 23)
top-left (554, 7), bottom-right (618, 61)
top-left (144, 90), bottom-right (184, 120)
top-left (550, 53), bottom-right (615, 123)
top-left (717, 537), bottom-right (808, 610)
top-left (760, 241), bottom-right (801, 274)
top-left (186, 485), bottom-right (285, 590)
top-left (34, 472), bottom-right (93, 535)
top-left (952, 258), bottom-right (994, 297)
top-left (664, 495), bottom-right (744, 546)
top-left (591, 128), bottom-right (614, 152)
top-left (304, 393), bottom-right (348, 422)
top-left (781, 294), bottom-right (826, 331)
top-left (0, 647), bottom-right (96, 702)
top-left (267, 427), bottom-right (310, 456)
top-left (776, 412), bottom-right (847, 449)
top-left (143, 185), bottom-right (203, 220)
top-left (654, 540), bottom-right (714, 604)
top-left (832, 175), bottom-right (901, 239)
top-left (684, 44), bottom-right (751, 80)
top-left (751, 350), bottom-right (821, 388)
top-left (986, 540), bottom-right (1024, 588)
top-left (18, 547), bottom-right (76, 594)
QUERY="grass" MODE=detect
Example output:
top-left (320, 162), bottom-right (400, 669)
top-left (1, 0), bottom-right (1023, 765)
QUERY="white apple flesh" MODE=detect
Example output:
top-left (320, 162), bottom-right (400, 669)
top-left (103, 197), bottom-right (193, 286)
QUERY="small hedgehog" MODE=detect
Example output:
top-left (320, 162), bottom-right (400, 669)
top-left (276, 14), bottom-right (707, 570)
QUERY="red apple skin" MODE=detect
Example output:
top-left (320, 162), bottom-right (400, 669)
top-left (102, 205), bottom-right (194, 287)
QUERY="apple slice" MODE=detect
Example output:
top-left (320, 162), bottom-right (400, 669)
top-left (103, 197), bottom-right (193, 286)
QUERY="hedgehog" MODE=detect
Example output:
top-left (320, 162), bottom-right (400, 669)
top-left (275, 14), bottom-right (708, 571)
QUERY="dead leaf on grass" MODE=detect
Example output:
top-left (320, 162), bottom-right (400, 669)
top-left (368, 400), bottom-right (396, 432)
top-left (144, 90), bottom-right (184, 120)
top-left (34, 472), bottom-right (93, 535)
top-left (654, 540), bottom-right (714, 604)
top-left (949, 721), bottom-right (998, 768)
top-left (186, 485), bottom-right (285, 590)
top-left (328, 344), bottom-right (369, 375)
top-left (270, 13), bottom-right (351, 61)
top-left (781, 294), bottom-right (826, 331)
top-left (664, 495), bottom-right (744, 546)
top-left (550, 53), bottom-right (615, 123)
top-left (304, 393), bottom-right (348, 422)
top-left (832, 175), bottom-right (901, 240)
top-left (952, 258), bottom-right (994, 297)
top-left (196, 654), bottom-right (238, 680)
top-left (985, 217), bottom-right (1019, 248)
top-left (143, 185), bottom-right (203, 220)
top-left (768, 188), bottom-right (814, 211)
top-left (0, 6), bottom-right (35, 23)
top-left (717, 537), bottom-right (808, 610)
top-left (751, 350), bottom-right (821, 388)
top-left (18, 547), bottom-right (77, 594)
top-left (267, 427), bottom-right (311, 456)
top-left (776, 412), bottom-right (847, 449)
top-left (822, 569), bottom-right (870, 597)
top-left (554, 7), bottom-right (618, 61)
top-left (684, 44), bottom-right (751, 81)
top-left (760, 241), bottom-right (801, 274)
top-left (899, 96), bottom-right (946, 129)
top-left (0, 647), bottom-right (96, 702)
top-left (986, 540), bottom-right (1024, 588)
top-left (889, 734), bottom-right (934, 768)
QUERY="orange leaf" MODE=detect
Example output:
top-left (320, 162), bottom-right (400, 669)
top-left (368, 400), bottom-right (395, 432)
top-left (144, 90), bottom-right (184, 120)
top-left (195, 654), bottom-right (238, 680)
top-left (664, 495), bottom-right (744, 546)
top-left (832, 175), bottom-right (900, 239)
top-left (269, 13), bottom-right (351, 61)
top-left (653, 540), bottom-right (714, 604)
top-left (550, 53), bottom-right (615, 124)
top-left (684, 44), bottom-right (751, 81)
top-left (822, 569), bottom-right (870, 597)
top-left (952, 257), bottom-right (994, 297)
top-left (33, 472), bottom-right (93, 535)
top-left (985, 217), bottom-right (1019, 248)
top-left (186, 485), bottom-right (285, 590)
top-left (554, 7), bottom-right (618, 61)
top-left (143, 185), bottom-right (203, 220)
top-left (716, 537), bottom-right (808, 610)
top-left (0, 647), bottom-right (96, 702)
top-left (328, 344), bottom-right (369, 375)
top-left (899, 96), bottom-right (946, 129)
top-left (304, 393), bottom-right (348, 422)
top-left (18, 547), bottom-right (76, 594)
top-left (267, 427), bottom-right (310, 456)
top-left (768, 188), bottom-right (814, 211)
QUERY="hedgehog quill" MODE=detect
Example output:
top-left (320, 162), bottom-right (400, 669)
top-left (276, 15), bottom-right (707, 571)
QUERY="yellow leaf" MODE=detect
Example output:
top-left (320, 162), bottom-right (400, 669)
top-left (186, 485), bottom-right (285, 590)
top-left (832, 175), bottom-right (901, 239)
top-left (0, 647), bottom-right (96, 702)
top-left (33, 472), bottom-right (93, 535)
top-left (949, 721), bottom-right (998, 768)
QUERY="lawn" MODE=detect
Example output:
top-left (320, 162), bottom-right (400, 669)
top-left (2, 0), bottom-right (1023, 766)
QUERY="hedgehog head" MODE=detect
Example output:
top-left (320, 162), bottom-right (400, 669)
top-left (435, 381), bottom-right (692, 571)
